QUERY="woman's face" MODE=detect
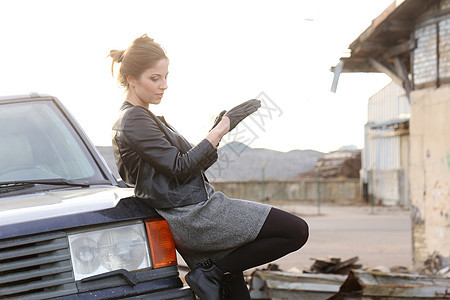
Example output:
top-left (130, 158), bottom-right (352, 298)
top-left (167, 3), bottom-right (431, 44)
top-left (129, 58), bottom-right (169, 107)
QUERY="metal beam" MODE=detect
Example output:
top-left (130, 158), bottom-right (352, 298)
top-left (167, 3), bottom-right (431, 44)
top-left (330, 60), bottom-right (344, 93)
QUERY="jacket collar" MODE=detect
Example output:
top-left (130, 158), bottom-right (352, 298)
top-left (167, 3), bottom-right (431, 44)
top-left (120, 101), bottom-right (192, 151)
top-left (121, 101), bottom-right (172, 128)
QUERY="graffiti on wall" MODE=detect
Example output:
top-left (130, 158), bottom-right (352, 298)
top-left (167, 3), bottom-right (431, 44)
top-left (431, 180), bottom-right (449, 248)
top-left (432, 181), bottom-right (442, 211)
top-left (431, 181), bottom-right (449, 219)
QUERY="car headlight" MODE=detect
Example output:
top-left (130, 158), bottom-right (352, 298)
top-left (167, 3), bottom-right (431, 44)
top-left (68, 222), bottom-right (151, 281)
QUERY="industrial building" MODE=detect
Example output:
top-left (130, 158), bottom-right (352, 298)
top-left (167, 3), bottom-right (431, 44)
top-left (362, 82), bottom-right (410, 207)
top-left (333, 0), bottom-right (450, 267)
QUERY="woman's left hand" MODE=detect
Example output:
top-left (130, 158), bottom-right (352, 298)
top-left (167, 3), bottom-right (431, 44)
top-left (209, 110), bottom-right (227, 132)
top-left (219, 115), bottom-right (231, 133)
top-left (205, 115), bottom-right (230, 148)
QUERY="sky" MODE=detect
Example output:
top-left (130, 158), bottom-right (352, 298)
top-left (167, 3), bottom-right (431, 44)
top-left (0, 0), bottom-right (393, 153)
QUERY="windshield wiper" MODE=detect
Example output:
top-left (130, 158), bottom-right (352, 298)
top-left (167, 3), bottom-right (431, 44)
top-left (0, 178), bottom-right (105, 188)
top-left (0, 178), bottom-right (90, 188)
top-left (0, 178), bottom-right (112, 193)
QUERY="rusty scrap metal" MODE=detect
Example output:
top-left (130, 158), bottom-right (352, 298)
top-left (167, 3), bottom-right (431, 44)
top-left (249, 270), bottom-right (347, 300)
top-left (328, 269), bottom-right (450, 299)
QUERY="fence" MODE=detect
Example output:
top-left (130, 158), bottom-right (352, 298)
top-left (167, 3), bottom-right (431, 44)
top-left (211, 178), bottom-right (362, 205)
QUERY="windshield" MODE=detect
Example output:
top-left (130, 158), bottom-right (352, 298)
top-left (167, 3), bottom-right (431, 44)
top-left (0, 100), bottom-right (106, 184)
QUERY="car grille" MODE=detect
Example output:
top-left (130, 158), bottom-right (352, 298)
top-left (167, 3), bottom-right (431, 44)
top-left (0, 231), bottom-right (77, 299)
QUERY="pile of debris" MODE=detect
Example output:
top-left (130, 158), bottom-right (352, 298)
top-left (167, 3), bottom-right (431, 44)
top-left (329, 269), bottom-right (450, 300)
top-left (249, 268), bottom-right (347, 300)
top-left (306, 256), bottom-right (362, 275)
top-left (249, 255), bottom-right (450, 299)
top-left (420, 251), bottom-right (450, 277)
top-left (296, 149), bottom-right (361, 179)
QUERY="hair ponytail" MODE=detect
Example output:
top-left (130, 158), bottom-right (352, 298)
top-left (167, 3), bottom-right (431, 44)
top-left (109, 49), bottom-right (125, 75)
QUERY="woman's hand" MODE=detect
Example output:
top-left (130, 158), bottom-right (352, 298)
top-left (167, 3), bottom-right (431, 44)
top-left (206, 115), bottom-right (230, 148)
top-left (209, 110), bottom-right (227, 132)
top-left (205, 99), bottom-right (260, 148)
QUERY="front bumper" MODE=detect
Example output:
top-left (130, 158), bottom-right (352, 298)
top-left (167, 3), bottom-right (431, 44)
top-left (58, 266), bottom-right (194, 300)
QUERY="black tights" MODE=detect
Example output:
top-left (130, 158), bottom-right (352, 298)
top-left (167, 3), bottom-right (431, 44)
top-left (215, 207), bottom-right (309, 299)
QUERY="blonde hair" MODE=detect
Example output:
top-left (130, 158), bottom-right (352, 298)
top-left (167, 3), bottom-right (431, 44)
top-left (109, 34), bottom-right (168, 90)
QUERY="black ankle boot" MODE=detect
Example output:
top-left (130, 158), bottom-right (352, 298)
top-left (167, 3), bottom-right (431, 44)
top-left (185, 259), bottom-right (224, 300)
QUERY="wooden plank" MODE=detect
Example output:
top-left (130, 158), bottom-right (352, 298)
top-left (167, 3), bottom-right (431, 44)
top-left (330, 257), bottom-right (358, 271)
top-left (381, 19), bottom-right (413, 32)
top-left (326, 256), bottom-right (359, 273)
top-left (354, 41), bottom-right (386, 53)
top-left (382, 39), bottom-right (417, 60)
top-left (393, 56), bottom-right (412, 96)
top-left (369, 57), bottom-right (403, 86)
top-left (368, 129), bottom-right (409, 138)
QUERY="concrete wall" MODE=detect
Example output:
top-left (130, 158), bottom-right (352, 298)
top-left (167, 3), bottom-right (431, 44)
top-left (367, 168), bottom-right (409, 207)
top-left (400, 133), bottom-right (411, 207)
top-left (409, 85), bottom-right (450, 266)
top-left (211, 179), bottom-right (362, 205)
top-left (408, 3), bottom-right (450, 267)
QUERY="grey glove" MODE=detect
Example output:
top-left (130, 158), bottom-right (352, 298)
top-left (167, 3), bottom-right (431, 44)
top-left (225, 99), bottom-right (261, 131)
top-left (209, 110), bottom-right (227, 132)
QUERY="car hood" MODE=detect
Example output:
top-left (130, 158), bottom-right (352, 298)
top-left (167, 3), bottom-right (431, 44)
top-left (0, 186), bottom-right (134, 226)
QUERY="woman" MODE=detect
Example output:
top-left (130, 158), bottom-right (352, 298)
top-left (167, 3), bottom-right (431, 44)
top-left (110, 34), bottom-right (309, 300)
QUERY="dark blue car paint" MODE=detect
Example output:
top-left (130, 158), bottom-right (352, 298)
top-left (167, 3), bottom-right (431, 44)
top-left (0, 195), bottom-right (159, 240)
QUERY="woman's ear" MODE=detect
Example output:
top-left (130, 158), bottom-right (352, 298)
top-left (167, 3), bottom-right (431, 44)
top-left (127, 75), bottom-right (136, 88)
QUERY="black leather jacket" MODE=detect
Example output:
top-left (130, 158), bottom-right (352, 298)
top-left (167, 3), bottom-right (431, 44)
top-left (112, 101), bottom-right (218, 208)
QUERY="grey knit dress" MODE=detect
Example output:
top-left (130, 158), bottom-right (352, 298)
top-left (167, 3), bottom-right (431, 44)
top-left (156, 182), bottom-right (271, 269)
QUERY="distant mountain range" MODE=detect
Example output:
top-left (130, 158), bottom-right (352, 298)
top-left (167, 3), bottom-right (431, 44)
top-left (97, 142), bottom-right (324, 182)
top-left (204, 142), bottom-right (323, 181)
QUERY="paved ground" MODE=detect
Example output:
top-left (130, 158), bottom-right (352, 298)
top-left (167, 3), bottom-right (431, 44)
top-left (266, 203), bottom-right (413, 272)
top-left (178, 203), bottom-right (413, 278)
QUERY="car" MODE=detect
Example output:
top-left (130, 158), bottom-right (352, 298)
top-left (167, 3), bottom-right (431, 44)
top-left (0, 93), bottom-right (194, 300)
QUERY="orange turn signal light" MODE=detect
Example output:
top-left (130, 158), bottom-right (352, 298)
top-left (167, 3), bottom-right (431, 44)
top-left (144, 218), bottom-right (177, 269)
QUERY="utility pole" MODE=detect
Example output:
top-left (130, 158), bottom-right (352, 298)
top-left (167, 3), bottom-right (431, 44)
top-left (317, 160), bottom-right (324, 215)
top-left (261, 160), bottom-right (268, 203)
